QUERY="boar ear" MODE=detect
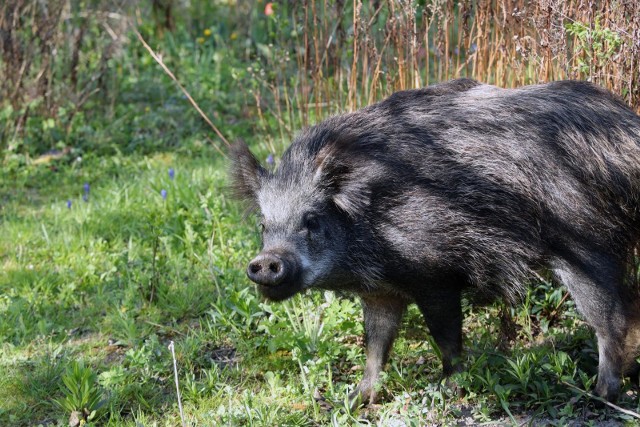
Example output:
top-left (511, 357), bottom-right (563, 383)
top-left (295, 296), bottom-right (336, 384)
top-left (229, 140), bottom-right (267, 202)
top-left (314, 142), bottom-right (371, 218)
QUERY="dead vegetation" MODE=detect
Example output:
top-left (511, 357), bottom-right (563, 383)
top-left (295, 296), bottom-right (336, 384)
top-left (253, 0), bottom-right (640, 139)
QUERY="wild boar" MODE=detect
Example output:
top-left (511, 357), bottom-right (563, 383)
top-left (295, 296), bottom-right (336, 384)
top-left (231, 78), bottom-right (640, 404)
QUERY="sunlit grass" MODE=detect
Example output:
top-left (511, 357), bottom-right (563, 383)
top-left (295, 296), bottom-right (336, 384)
top-left (1, 150), bottom-right (637, 425)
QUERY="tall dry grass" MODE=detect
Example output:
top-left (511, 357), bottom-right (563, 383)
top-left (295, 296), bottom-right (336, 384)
top-left (252, 0), bottom-right (640, 146)
top-left (2, 1), bottom-right (639, 153)
top-left (0, 0), bottom-right (129, 146)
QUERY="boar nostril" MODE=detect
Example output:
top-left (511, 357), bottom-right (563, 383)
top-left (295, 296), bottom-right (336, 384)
top-left (249, 263), bottom-right (262, 274)
top-left (269, 262), bottom-right (280, 273)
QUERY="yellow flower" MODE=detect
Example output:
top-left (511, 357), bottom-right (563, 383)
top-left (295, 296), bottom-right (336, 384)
top-left (203, 28), bottom-right (212, 37)
top-left (230, 31), bottom-right (238, 41)
top-left (197, 37), bottom-right (205, 44)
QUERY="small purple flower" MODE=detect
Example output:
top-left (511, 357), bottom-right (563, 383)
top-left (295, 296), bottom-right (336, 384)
top-left (161, 189), bottom-right (167, 200)
top-left (266, 154), bottom-right (274, 166)
top-left (83, 182), bottom-right (90, 202)
top-left (66, 200), bottom-right (72, 209)
top-left (168, 168), bottom-right (175, 180)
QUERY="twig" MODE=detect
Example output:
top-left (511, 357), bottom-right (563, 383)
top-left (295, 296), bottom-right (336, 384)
top-left (169, 341), bottom-right (187, 427)
top-left (144, 320), bottom-right (186, 335)
top-left (561, 380), bottom-right (640, 420)
top-left (546, 291), bottom-right (570, 325)
top-left (132, 27), bottom-right (230, 151)
top-left (205, 135), bottom-right (228, 158)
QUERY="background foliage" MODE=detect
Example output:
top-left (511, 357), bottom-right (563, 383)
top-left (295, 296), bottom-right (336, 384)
top-left (1, 0), bottom-right (640, 425)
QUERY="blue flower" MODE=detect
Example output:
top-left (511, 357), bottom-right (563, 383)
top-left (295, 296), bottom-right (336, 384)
top-left (66, 200), bottom-right (72, 209)
top-left (266, 154), bottom-right (274, 166)
top-left (83, 182), bottom-right (90, 202)
top-left (169, 168), bottom-right (175, 180)
top-left (161, 189), bottom-right (167, 200)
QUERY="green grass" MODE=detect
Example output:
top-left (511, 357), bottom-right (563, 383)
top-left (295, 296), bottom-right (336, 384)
top-left (2, 148), bottom-right (640, 426)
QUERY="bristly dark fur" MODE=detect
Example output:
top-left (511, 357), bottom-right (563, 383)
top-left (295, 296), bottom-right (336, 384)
top-left (262, 79), bottom-right (640, 303)
top-left (231, 78), bottom-right (640, 403)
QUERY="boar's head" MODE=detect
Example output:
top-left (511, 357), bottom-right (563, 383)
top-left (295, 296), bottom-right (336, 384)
top-left (230, 132), bottom-right (373, 301)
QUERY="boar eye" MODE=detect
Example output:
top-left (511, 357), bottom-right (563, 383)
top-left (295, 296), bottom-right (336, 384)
top-left (304, 216), bottom-right (320, 233)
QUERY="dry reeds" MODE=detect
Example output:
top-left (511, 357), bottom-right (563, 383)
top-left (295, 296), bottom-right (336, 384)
top-left (252, 0), bottom-right (640, 147)
top-left (0, 0), bottom-right (127, 142)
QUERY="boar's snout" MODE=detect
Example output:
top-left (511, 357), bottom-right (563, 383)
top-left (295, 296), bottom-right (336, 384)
top-left (247, 253), bottom-right (287, 286)
top-left (246, 251), bottom-right (303, 301)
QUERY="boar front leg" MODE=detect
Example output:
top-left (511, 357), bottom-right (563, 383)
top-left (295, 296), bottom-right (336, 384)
top-left (350, 294), bottom-right (408, 406)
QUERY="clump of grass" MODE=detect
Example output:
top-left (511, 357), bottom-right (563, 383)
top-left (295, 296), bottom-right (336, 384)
top-left (53, 361), bottom-right (107, 425)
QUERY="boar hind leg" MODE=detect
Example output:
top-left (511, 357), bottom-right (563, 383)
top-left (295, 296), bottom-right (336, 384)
top-left (414, 285), bottom-right (463, 377)
top-left (621, 307), bottom-right (640, 384)
top-left (552, 255), bottom-right (637, 402)
top-left (350, 294), bottom-right (408, 406)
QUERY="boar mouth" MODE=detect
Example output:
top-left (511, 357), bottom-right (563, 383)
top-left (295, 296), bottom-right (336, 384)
top-left (256, 281), bottom-right (303, 301)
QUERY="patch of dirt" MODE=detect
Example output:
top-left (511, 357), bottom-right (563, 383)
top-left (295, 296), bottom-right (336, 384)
top-left (208, 345), bottom-right (239, 367)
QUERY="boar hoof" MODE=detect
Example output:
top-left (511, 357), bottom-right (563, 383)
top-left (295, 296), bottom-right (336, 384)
top-left (349, 382), bottom-right (379, 409)
top-left (594, 377), bottom-right (621, 403)
top-left (442, 377), bottom-right (465, 398)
